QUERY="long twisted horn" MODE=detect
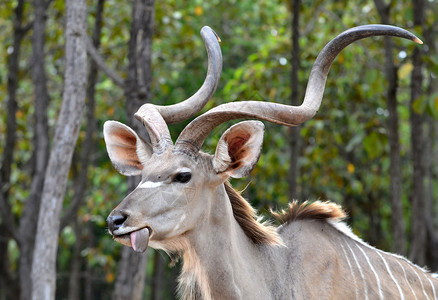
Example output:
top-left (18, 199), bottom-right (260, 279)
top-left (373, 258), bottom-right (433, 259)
top-left (134, 26), bottom-right (222, 153)
top-left (175, 24), bottom-right (422, 153)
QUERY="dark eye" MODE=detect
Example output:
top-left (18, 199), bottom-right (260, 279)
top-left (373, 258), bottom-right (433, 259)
top-left (173, 172), bottom-right (192, 183)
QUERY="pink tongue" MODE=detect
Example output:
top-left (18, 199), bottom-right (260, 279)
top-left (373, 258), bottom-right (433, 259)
top-left (130, 228), bottom-right (150, 253)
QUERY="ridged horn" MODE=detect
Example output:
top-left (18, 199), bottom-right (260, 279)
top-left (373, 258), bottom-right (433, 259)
top-left (133, 26), bottom-right (222, 153)
top-left (175, 24), bottom-right (422, 154)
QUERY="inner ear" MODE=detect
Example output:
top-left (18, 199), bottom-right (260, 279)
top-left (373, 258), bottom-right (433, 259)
top-left (103, 121), bottom-right (152, 176)
top-left (213, 121), bottom-right (265, 178)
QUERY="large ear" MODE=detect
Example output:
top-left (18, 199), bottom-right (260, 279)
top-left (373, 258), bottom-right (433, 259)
top-left (103, 121), bottom-right (152, 176)
top-left (213, 121), bottom-right (264, 178)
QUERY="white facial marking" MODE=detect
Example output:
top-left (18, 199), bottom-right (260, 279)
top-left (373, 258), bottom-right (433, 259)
top-left (138, 181), bottom-right (164, 189)
top-left (174, 214), bottom-right (187, 231)
top-left (377, 251), bottom-right (404, 299)
top-left (397, 261), bottom-right (417, 300)
top-left (355, 244), bottom-right (383, 300)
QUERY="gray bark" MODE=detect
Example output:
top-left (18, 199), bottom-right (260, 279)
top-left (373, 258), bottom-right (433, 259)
top-left (112, 1), bottom-right (155, 298)
top-left (67, 220), bottom-right (81, 300)
top-left (112, 246), bottom-right (149, 300)
top-left (288, 0), bottom-right (301, 201)
top-left (423, 19), bottom-right (438, 270)
top-left (373, 0), bottom-right (406, 255)
top-left (84, 222), bottom-right (96, 300)
top-left (125, 0), bottom-right (154, 124)
top-left (409, 0), bottom-right (427, 266)
top-left (0, 0), bottom-right (29, 247)
top-left (30, 0), bottom-right (87, 298)
top-left (60, 0), bottom-right (105, 231)
top-left (60, 8), bottom-right (106, 298)
top-left (151, 252), bottom-right (166, 300)
top-left (18, 0), bottom-right (51, 298)
top-left (1, 0), bottom-right (28, 213)
top-left (289, 0), bottom-right (301, 201)
top-left (425, 117), bottom-right (438, 271)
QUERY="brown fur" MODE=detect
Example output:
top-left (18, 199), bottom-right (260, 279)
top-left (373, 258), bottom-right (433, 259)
top-left (272, 200), bottom-right (346, 224)
top-left (224, 183), bottom-right (346, 246)
top-left (224, 182), bottom-right (282, 245)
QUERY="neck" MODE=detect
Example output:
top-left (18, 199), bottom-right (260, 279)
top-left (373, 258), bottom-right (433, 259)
top-left (179, 184), bottom-right (268, 300)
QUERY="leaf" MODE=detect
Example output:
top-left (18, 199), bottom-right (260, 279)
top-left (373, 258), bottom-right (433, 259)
top-left (106, 272), bottom-right (115, 283)
top-left (426, 94), bottom-right (438, 119)
top-left (412, 95), bottom-right (427, 114)
top-left (363, 132), bottom-right (385, 160)
top-left (194, 6), bottom-right (203, 16)
top-left (398, 62), bottom-right (413, 79)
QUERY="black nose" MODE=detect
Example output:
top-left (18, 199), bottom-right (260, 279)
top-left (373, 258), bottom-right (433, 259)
top-left (107, 213), bottom-right (128, 233)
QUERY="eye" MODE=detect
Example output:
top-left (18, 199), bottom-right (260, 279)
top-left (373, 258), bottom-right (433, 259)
top-left (173, 172), bottom-right (192, 184)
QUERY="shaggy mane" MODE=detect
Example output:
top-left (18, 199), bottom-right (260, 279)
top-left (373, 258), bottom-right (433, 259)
top-left (224, 182), bottom-right (282, 245)
top-left (272, 200), bottom-right (346, 225)
top-left (225, 183), bottom-right (346, 245)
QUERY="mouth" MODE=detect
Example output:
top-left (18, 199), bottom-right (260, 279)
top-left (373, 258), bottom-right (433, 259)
top-left (113, 227), bottom-right (152, 253)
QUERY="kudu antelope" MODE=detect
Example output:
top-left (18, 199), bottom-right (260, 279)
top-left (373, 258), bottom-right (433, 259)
top-left (104, 25), bottom-right (437, 299)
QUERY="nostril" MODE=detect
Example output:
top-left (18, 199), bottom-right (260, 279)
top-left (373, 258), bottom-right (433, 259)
top-left (113, 215), bottom-right (126, 226)
top-left (107, 213), bottom-right (128, 233)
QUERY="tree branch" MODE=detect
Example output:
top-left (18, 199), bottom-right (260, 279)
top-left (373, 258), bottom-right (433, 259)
top-left (86, 36), bottom-right (125, 88)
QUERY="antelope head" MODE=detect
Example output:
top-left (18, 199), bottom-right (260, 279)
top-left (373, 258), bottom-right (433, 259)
top-left (104, 25), bottom-right (422, 253)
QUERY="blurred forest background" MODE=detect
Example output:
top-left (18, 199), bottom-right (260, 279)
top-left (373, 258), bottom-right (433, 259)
top-left (0, 0), bottom-right (437, 299)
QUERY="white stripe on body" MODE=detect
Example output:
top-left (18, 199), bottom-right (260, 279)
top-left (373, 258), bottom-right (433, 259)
top-left (408, 263), bottom-right (430, 300)
top-left (346, 241), bottom-right (369, 300)
top-left (340, 242), bottom-right (359, 300)
top-left (397, 261), bottom-right (417, 300)
top-left (376, 251), bottom-right (404, 299)
top-left (328, 220), bottom-right (438, 300)
top-left (355, 244), bottom-right (384, 300)
top-left (425, 275), bottom-right (437, 300)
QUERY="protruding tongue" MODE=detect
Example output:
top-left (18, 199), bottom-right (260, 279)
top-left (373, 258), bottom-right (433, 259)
top-left (130, 228), bottom-right (150, 253)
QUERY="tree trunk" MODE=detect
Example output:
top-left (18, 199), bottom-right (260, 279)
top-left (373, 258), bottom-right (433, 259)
top-left (67, 220), bottom-right (82, 300)
top-left (0, 2), bottom-right (29, 297)
top-left (423, 8), bottom-right (438, 271)
top-left (151, 252), bottom-right (166, 300)
top-left (425, 117), bottom-right (438, 271)
top-left (18, 0), bottom-right (51, 298)
top-left (60, 0), bottom-right (105, 231)
top-left (125, 0), bottom-right (155, 126)
top-left (288, 0), bottom-right (301, 201)
top-left (112, 1), bottom-right (155, 298)
top-left (30, 0), bottom-right (87, 298)
top-left (84, 222), bottom-right (96, 300)
top-left (373, 0), bottom-right (406, 255)
top-left (112, 246), bottom-right (149, 300)
top-left (409, 0), bottom-right (426, 266)
top-left (1, 0), bottom-right (28, 208)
